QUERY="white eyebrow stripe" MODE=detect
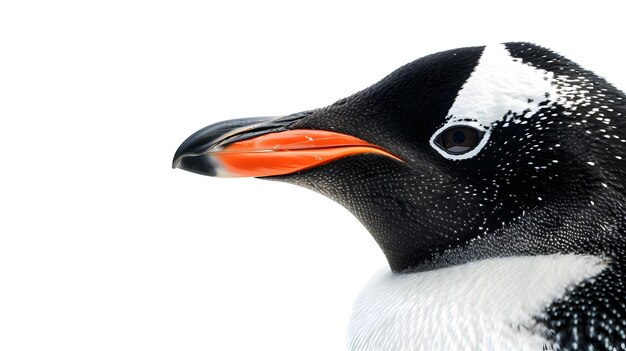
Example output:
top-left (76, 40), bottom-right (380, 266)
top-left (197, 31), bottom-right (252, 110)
top-left (431, 44), bottom-right (559, 160)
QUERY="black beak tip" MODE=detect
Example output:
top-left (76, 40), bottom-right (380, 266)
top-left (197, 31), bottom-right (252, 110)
top-left (172, 117), bottom-right (273, 170)
top-left (172, 143), bottom-right (189, 169)
top-left (171, 138), bottom-right (218, 176)
top-left (171, 148), bottom-right (186, 170)
top-left (172, 114), bottom-right (310, 176)
top-left (171, 157), bottom-right (180, 169)
top-left (172, 138), bottom-right (202, 170)
top-left (172, 153), bottom-right (218, 176)
top-left (181, 156), bottom-right (218, 176)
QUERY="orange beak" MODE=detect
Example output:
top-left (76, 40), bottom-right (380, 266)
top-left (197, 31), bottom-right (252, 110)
top-left (173, 114), bottom-right (401, 178)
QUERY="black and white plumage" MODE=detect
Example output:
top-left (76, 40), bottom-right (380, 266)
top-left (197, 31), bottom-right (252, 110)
top-left (174, 43), bottom-right (626, 350)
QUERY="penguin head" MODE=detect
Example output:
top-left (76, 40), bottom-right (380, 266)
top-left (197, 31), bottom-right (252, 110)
top-left (173, 42), bottom-right (626, 272)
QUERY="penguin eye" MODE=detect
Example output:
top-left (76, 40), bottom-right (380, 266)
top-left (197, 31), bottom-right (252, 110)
top-left (435, 126), bottom-right (484, 155)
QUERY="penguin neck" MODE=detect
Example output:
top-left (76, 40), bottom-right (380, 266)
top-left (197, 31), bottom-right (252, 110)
top-left (348, 193), bottom-right (626, 350)
top-left (423, 189), bottom-right (626, 272)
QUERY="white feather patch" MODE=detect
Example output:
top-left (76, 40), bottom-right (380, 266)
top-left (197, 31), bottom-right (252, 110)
top-left (347, 254), bottom-right (607, 351)
top-left (431, 44), bottom-right (559, 160)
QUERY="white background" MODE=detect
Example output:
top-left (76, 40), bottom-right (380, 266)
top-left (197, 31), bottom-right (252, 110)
top-left (1, 1), bottom-right (625, 350)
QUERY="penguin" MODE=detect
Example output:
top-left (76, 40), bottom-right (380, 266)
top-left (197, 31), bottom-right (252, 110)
top-left (173, 43), bottom-right (626, 351)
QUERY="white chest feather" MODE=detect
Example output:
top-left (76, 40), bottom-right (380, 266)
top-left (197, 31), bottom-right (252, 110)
top-left (347, 254), bottom-right (606, 351)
